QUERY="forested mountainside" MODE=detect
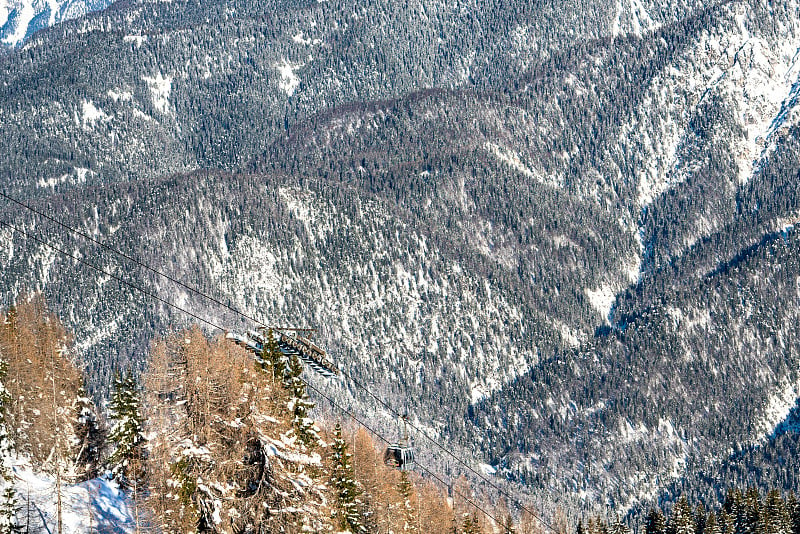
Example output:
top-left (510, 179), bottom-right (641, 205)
top-left (0, 0), bottom-right (111, 48)
top-left (1, 0), bottom-right (800, 522)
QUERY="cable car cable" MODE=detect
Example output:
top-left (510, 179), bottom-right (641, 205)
top-left (0, 193), bottom-right (558, 530)
top-left (0, 215), bottom-right (539, 534)
top-left (0, 219), bottom-right (227, 333)
top-left (303, 379), bottom-right (528, 534)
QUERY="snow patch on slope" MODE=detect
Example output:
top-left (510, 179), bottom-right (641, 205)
top-left (485, 142), bottom-right (563, 188)
top-left (7, 459), bottom-right (137, 532)
top-left (81, 99), bottom-right (110, 128)
top-left (585, 284), bottom-right (616, 319)
top-left (123, 34), bottom-right (147, 48)
top-left (279, 187), bottom-right (334, 240)
top-left (292, 32), bottom-right (321, 46)
top-left (0, 226), bottom-right (14, 267)
top-left (276, 59), bottom-right (303, 96)
top-left (108, 88), bottom-right (133, 102)
top-left (142, 73), bottom-right (172, 115)
top-left (36, 167), bottom-right (92, 189)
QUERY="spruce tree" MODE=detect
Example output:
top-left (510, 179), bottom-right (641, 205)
top-left (610, 516), bottom-right (631, 534)
top-left (695, 504), bottom-right (707, 534)
top-left (330, 422), bottom-right (365, 533)
top-left (461, 513), bottom-right (479, 534)
top-left (286, 352), bottom-right (316, 447)
top-left (72, 387), bottom-right (105, 481)
top-left (762, 489), bottom-right (791, 534)
top-left (259, 328), bottom-right (286, 384)
top-left (0, 359), bottom-right (17, 532)
top-left (107, 372), bottom-right (145, 485)
top-left (719, 509), bottom-right (736, 534)
top-left (671, 496), bottom-right (695, 534)
top-left (646, 508), bottom-right (667, 534)
top-left (706, 511), bottom-right (722, 534)
top-left (787, 493), bottom-right (800, 534)
top-left (744, 488), bottom-right (762, 534)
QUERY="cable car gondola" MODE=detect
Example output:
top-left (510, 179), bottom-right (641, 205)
top-left (383, 415), bottom-right (415, 470)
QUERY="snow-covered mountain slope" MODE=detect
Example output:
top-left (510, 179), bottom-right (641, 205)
top-left (0, 0), bottom-right (111, 47)
top-left (1, 0), bottom-right (800, 520)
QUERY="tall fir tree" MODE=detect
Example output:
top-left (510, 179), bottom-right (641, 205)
top-left (610, 516), bottom-right (631, 534)
top-left (646, 508), bottom-right (667, 534)
top-left (72, 387), bottom-right (105, 481)
top-left (286, 352), bottom-right (316, 447)
top-left (720, 509), bottom-right (736, 534)
top-left (107, 372), bottom-right (146, 485)
top-left (670, 496), bottom-right (695, 534)
top-left (461, 513), bottom-right (479, 534)
top-left (745, 488), bottom-right (762, 534)
top-left (330, 423), bottom-right (365, 533)
top-left (259, 328), bottom-right (286, 385)
top-left (0, 358), bottom-right (17, 532)
top-left (762, 489), bottom-right (791, 534)
top-left (696, 504), bottom-right (708, 534)
top-left (706, 511), bottom-right (722, 534)
top-left (787, 493), bottom-right (800, 534)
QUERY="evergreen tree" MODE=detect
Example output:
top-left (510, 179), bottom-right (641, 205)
top-left (107, 372), bottom-right (145, 485)
top-left (330, 423), bottom-right (365, 533)
top-left (610, 516), bottom-right (632, 534)
top-left (762, 489), bottom-right (791, 534)
top-left (787, 493), bottom-right (800, 534)
top-left (286, 352), bottom-right (316, 447)
top-left (72, 387), bottom-right (105, 481)
top-left (719, 510), bottom-right (736, 534)
top-left (726, 489), bottom-right (747, 534)
top-left (646, 508), bottom-right (667, 534)
top-left (258, 328), bottom-right (286, 384)
top-left (706, 511), bottom-right (722, 534)
top-left (744, 488), bottom-right (762, 534)
top-left (695, 504), bottom-right (707, 534)
top-left (0, 358), bottom-right (17, 532)
top-left (670, 497), bottom-right (695, 534)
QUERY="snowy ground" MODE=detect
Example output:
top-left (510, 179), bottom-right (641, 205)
top-left (7, 459), bottom-right (137, 533)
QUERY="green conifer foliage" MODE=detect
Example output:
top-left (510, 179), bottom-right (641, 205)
top-left (706, 511), bottom-right (722, 534)
top-left (788, 493), bottom-right (800, 534)
top-left (107, 372), bottom-right (146, 485)
top-left (330, 423), bottom-right (365, 533)
top-left (259, 328), bottom-right (286, 384)
top-left (72, 387), bottom-right (105, 481)
top-left (671, 497), bottom-right (695, 534)
top-left (0, 358), bottom-right (18, 531)
top-left (286, 352), bottom-right (317, 447)
top-left (646, 508), bottom-right (668, 534)
top-left (747, 489), bottom-right (763, 531)
top-left (610, 516), bottom-right (632, 534)
top-left (763, 489), bottom-right (792, 534)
